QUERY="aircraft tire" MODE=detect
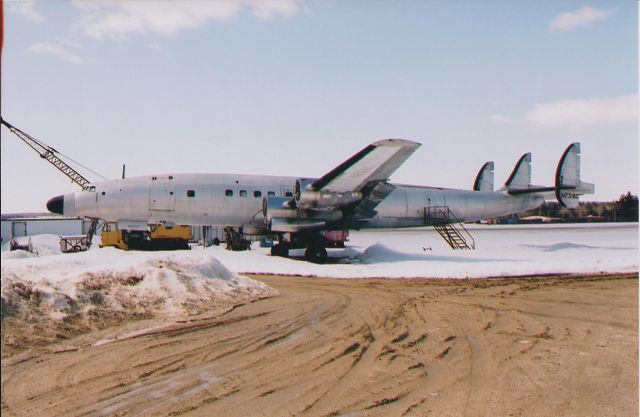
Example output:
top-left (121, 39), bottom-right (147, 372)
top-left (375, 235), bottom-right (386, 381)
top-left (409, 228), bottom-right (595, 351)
top-left (304, 246), bottom-right (327, 263)
top-left (271, 244), bottom-right (289, 258)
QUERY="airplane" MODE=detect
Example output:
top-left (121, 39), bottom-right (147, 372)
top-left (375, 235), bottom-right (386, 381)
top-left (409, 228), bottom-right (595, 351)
top-left (46, 139), bottom-right (594, 262)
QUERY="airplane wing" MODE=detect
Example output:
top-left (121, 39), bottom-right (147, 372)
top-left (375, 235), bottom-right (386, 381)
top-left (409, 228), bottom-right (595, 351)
top-left (310, 139), bottom-right (421, 193)
top-left (266, 139), bottom-right (421, 233)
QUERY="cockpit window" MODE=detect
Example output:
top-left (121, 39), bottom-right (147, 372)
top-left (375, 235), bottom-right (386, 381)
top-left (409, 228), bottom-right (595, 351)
top-left (86, 185), bottom-right (96, 192)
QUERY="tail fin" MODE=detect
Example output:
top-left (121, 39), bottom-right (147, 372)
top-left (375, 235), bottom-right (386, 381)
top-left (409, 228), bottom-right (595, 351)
top-left (504, 153), bottom-right (531, 189)
top-left (473, 161), bottom-right (494, 191)
top-left (555, 142), bottom-right (595, 208)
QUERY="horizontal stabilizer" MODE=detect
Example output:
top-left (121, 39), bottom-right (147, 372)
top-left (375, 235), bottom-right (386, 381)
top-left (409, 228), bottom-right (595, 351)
top-left (473, 161), bottom-right (494, 191)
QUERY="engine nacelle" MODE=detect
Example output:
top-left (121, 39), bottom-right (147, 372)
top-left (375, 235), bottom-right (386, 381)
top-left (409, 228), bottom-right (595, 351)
top-left (294, 178), bottom-right (315, 205)
top-left (293, 178), bottom-right (362, 209)
top-left (297, 190), bottom-right (362, 210)
top-left (263, 196), bottom-right (297, 221)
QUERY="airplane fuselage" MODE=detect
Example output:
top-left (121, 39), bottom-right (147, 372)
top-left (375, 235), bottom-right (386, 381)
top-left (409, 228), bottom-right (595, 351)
top-left (55, 173), bottom-right (544, 230)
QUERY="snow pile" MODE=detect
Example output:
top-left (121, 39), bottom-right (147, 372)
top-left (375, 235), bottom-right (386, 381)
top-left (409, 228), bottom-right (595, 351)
top-left (1, 245), bottom-right (276, 328)
top-left (1, 234), bottom-right (64, 257)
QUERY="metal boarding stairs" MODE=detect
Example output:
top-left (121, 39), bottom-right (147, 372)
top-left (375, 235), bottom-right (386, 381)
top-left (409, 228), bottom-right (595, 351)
top-left (424, 206), bottom-right (475, 250)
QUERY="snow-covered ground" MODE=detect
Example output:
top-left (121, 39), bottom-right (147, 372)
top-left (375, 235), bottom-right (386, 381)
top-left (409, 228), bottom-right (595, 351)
top-left (209, 223), bottom-right (638, 278)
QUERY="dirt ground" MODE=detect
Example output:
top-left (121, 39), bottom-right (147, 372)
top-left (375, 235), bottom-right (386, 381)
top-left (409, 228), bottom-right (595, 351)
top-left (1, 273), bottom-right (638, 417)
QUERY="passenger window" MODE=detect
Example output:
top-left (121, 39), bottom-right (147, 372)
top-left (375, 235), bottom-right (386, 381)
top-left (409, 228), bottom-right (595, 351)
top-left (240, 190), bottom-right (247, 197)
top-left (187, 190), bottom-right (195, 197)
top-left (267, 191), bottom-right (275, 197)
top-left (225, 189), bottom-right (233, 197)
top-left (254, 191), bottom-right (262, 198)
top-left (285, 191), bottom-right (293, 197)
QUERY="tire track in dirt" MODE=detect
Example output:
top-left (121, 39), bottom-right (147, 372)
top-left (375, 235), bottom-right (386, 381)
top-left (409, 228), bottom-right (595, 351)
top-left (1, 274), bottom-right (637, 417)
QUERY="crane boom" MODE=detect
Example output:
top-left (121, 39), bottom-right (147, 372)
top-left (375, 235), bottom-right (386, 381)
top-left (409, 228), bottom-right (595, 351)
top-left (1, 118), bottom-right (91, 188)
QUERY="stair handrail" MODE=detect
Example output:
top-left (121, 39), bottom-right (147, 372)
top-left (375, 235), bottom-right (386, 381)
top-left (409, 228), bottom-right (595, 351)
top-left (441, 207), bottom-right (475, 249)
top-left (426, 206), bottom-right (475, 249)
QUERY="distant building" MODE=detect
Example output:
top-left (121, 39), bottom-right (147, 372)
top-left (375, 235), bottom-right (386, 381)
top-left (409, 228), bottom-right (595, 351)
top-left (518, 215), bottom-right (564, 224)
top-left (1, 213), bottom-right (97, 244)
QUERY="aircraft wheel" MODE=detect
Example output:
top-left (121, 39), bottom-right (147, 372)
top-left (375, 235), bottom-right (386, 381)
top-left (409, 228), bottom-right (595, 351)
top-left (304, 246), bottom-right (327, 263)
top-left (271, 243), bottom-right (289, 257)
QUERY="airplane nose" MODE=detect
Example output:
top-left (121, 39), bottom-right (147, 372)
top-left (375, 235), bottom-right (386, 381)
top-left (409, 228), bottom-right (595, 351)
top-left (47, 195), bottom-right (64, 215)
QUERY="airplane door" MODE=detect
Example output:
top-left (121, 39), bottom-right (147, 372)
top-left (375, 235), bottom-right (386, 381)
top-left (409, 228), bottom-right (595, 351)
top-left (425, 189), bottom-right (446, 209)
top-left (149, 176), bottom-right (176, 211)
top-left (212, 184), bottom-right (224, 209)
top-left (12, 221), bottom-right (27, 237)
top-left (424, 189), bottom-right (446, 224)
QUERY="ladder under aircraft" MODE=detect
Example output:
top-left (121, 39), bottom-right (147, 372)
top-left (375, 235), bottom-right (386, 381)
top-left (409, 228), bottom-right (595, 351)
top-left (424, 206), bottom-right (475, 250)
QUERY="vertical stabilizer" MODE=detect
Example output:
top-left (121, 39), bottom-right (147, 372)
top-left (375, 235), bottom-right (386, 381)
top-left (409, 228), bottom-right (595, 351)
top-left (473, 161), bottom-right (494, 191)
top-left (555, 142), bottom-right (595, 208)
top-left (504, 153), bottom-right (531, 189)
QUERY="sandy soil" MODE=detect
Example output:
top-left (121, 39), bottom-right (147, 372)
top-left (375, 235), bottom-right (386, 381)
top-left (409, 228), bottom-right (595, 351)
top-left (1, 273), bottom-right (637, 417)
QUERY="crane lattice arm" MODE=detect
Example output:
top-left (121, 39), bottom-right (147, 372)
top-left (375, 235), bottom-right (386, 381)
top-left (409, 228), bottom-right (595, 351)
top-left (1, 118), bottom-right (91, 189)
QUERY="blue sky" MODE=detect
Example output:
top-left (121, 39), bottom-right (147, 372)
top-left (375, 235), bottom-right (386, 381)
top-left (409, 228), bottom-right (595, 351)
top-left (1, 1), bottom-right (637, 213)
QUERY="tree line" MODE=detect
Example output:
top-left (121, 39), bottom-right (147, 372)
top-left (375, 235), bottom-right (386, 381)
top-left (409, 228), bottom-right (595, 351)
top-left (489, 192), bottom-right (638, 223)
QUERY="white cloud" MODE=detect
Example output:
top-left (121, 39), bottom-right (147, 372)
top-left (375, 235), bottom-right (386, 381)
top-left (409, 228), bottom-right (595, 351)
top-left (6, 0), bottom-right (44, 23)
top-left (525, 94), bottom-right (638, 129)
top-left (71, 0), bottom-right (301, 41)
top-left (27, 42), bottom-right (82, 64)
top-left (550, 6), bottom-right (613, 32)
top-left (249, 0), bottom-right (299, 20)
top-left (490, 114), bottom-right (516, 125)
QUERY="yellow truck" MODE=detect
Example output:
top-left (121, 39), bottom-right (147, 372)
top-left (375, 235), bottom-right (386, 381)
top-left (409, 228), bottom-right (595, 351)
top-left (100, 222), bottom-right (192, 251)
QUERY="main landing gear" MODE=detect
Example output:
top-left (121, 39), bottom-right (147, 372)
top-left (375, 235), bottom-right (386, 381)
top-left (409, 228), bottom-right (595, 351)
top-left (304, 245), bottom-right (327, 263)
top-left (270, 242), bottom-right (328, 263)
top-left (271, 243), bottom-right (289, 258)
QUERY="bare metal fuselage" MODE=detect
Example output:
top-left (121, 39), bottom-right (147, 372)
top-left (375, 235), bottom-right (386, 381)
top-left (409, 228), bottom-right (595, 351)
top-left (60, 173), bottom-right (544, 229)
